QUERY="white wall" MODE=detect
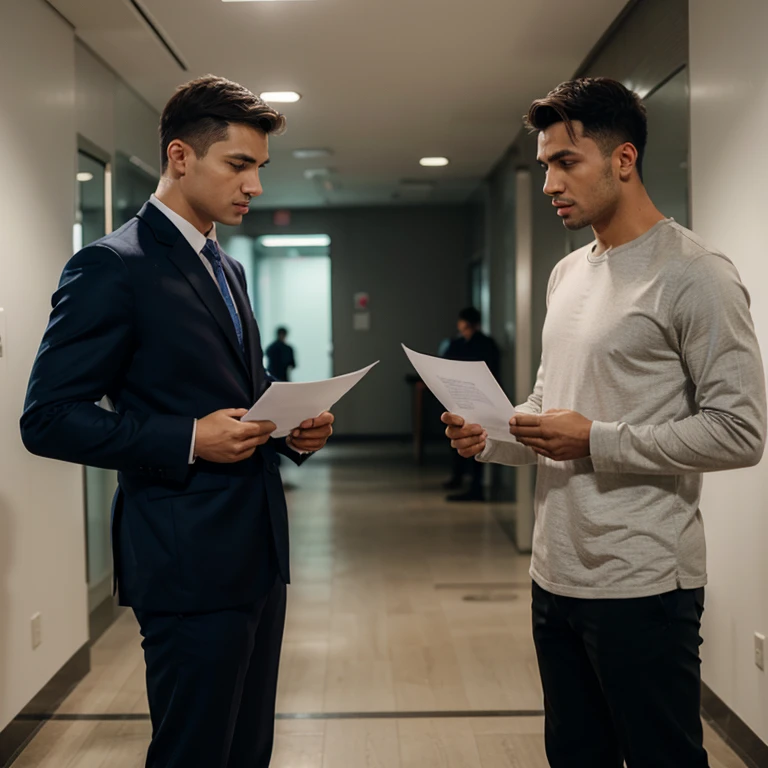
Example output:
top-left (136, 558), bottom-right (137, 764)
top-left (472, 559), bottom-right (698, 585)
top-left (76, 42), bottom-right (116, 156)
top-left (690, 0), bottom-right (768, 743)
top-left (115, 79), bottom-right (162, 176)
top-left (0, 0), bottom-right (88, 732)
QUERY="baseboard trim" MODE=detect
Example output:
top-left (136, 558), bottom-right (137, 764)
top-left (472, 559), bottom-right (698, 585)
top-left (88, 594), bottom-right (124, 646)
top-left (0, 644), bottom-right (90, 768)
top-left (701, 682), bottom-right (768, 768)
top-left (88, 574), bottom-right (113, 615)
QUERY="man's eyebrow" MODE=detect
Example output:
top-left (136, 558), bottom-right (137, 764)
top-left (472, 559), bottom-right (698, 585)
top-left (226, 153), bottom-right (257, 164)
top-left (538, 149), bottom-right (579, 167)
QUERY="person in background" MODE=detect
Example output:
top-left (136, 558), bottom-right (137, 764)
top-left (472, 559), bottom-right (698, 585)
top-left (265, 326), bottom-right (296, 381)
top-left (442, 306), bottom-right (500, 502)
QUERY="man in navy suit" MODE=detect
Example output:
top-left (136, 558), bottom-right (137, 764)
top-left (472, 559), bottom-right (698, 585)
top-left (20, 75), bottom-right (334, 768)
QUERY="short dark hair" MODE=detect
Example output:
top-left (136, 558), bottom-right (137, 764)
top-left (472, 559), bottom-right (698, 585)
top-left (459, 307), bottom-right (481, 326)
top-left (524, 77), bottom-right (648, 179)
top-left (160, 75), bottom-right (286, 172)
top-left (277, 327), bottom-right (288, 336)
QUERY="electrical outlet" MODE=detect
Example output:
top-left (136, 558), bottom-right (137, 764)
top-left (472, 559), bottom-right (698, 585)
top-left (31, 613), bottom-right (42, 650)
top-left (755, 633), bottom-right (765, 671)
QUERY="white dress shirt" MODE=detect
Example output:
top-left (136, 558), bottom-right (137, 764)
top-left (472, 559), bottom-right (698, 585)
top-left (148, 195), bottom-right (239, 315)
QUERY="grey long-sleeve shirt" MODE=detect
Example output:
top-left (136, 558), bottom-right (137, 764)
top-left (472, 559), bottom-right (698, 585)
top-left (479, 219), bottom-right (766, 598)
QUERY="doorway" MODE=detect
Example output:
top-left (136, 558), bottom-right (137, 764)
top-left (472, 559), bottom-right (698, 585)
top-left (76, 145), bottom-right (120, 639)
top-left (221, 234), bottom-right (333, 382)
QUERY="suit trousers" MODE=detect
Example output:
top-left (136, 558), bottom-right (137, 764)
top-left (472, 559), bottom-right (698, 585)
top-left (532, 581), bottom-right (709, 768)
top-left (134, 577), bottom-right (287, 768)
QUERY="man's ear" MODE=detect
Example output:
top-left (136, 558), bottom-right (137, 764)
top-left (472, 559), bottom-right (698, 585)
top-left (616, 142), bottom-right (639, 181)
top-left (166, 139), bottom-right (191, 177)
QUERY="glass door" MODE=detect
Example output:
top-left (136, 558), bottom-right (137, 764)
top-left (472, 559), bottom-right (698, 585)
top-left (76, 149), bottom-right (119, 628)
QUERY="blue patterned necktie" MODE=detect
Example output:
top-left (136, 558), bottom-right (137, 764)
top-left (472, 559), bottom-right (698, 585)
top-left (201, 239), bottom-right (245, 353)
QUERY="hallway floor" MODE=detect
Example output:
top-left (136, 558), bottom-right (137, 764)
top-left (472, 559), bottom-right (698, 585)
top-left (14, 445), bottom-right (749, 767)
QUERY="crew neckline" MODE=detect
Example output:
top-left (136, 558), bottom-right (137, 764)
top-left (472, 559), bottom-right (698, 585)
top-left (587, 218), bottom-right (673, 264)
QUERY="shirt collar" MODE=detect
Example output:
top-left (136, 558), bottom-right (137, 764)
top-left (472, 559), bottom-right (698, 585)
top-left (148, 194), bottom-right (217, 255)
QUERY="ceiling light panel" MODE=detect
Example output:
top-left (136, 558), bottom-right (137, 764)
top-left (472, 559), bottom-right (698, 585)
top-left (260, 235), bottom-right (331, 248)
top-left (419, 157), bottom-right (449, 167)
top-left (293, 148), bottom-right (333, 159)
top-left (260, 91), bottom-right (301, 103)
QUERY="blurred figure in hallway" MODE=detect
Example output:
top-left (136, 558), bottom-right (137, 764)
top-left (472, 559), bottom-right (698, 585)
top-left (265, 326), bottom-right (296, 381)
top-left (442, 307), bottom-right (500, 501)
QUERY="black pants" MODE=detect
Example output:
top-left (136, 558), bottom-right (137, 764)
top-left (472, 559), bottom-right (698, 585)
top-left (134, 578), bottom-right (287, 768)
top-left (450, 450), bottom-right (484, 492)
top-left (532, 581), bottom-right (709, 768)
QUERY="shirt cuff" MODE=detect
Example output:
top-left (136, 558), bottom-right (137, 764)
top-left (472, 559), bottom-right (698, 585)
top-left (189, 419), bottom-right (197, 464)
top-left (589, 420), bottom-right (620, 472)
top-left (475, 438), bottom-right (495, 463)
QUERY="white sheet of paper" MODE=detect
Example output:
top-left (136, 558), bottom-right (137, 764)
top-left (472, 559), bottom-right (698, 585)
top-left (402, 345), bottom-right (516, 442)
top-left (243, 362), bottom-right (379, 438)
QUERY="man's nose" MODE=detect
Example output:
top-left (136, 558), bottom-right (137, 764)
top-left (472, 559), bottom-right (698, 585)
top-left (543, 171), bottom-right (564, 198)
top-left (242, 170), bottom-right (263, 198)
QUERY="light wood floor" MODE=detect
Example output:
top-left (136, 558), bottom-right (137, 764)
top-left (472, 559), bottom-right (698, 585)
top-left (14, 445), bottom-right (749, 767)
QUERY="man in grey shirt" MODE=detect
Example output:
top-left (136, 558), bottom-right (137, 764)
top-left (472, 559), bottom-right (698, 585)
top-left (443, 78), bottom-right (766, 768)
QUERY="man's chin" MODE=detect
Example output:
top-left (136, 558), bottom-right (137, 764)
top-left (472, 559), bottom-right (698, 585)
top-left (562, 217), bottom-right (591, 231)
top-left (219, 212), bottom-right (245, 227)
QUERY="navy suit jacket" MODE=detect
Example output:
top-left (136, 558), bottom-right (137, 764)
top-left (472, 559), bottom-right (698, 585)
top-left (21, 202), bottom-right (306, 613)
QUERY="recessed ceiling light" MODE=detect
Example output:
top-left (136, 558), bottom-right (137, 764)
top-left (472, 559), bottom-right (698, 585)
top-left (260, 235), bottom-right (331, 248)
top-left (293, 148), bottom-right (333, 159)
top-left (419, 157), bottom-right (449, 167)
top-left (260, 91), bottom-right (301, 103)
top-left (77, 172), bottom-right (94, 182)
top-left (304, 168), bottom-right (332, 180)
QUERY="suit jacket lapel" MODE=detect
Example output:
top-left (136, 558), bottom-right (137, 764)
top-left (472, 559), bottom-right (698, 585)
top-left (165, 235), bottom-right (251, 378)
top-left (137, 202), bottom-right (253, 382)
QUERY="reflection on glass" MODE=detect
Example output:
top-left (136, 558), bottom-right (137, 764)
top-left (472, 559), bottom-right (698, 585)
top-left (643, 67), bottom-right (690, 228)
top-left (114, 151), bottom-right (158, 230)
top-left (76, 152), bottom-right (106, 249)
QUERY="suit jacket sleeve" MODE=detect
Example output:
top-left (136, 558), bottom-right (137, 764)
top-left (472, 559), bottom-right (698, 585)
top-left (20, 244), bottom-right (193, 481)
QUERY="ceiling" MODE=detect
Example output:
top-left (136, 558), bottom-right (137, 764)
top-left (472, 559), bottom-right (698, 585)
top-left (50, 0), bottom-right (628, 208)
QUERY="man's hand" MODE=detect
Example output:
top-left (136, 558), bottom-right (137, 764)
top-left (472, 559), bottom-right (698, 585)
top-left (287, 411), bottom-right (335, 453)
top-left (509, 409), bottom-right (592, 461)
top-left (441, 412), bottom-right (488, 458)
top-left (194, 409), bottom-right (276, 463)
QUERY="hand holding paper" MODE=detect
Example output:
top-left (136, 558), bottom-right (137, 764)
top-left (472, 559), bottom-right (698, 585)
top-left (441, 412), bottom-right (488, 458)
top-left (402, 345), bottom-right (516, 443)
top-left (288, 411), bottom-right (335, 453)
top-left (243, 362), bottom-right (378, 438)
